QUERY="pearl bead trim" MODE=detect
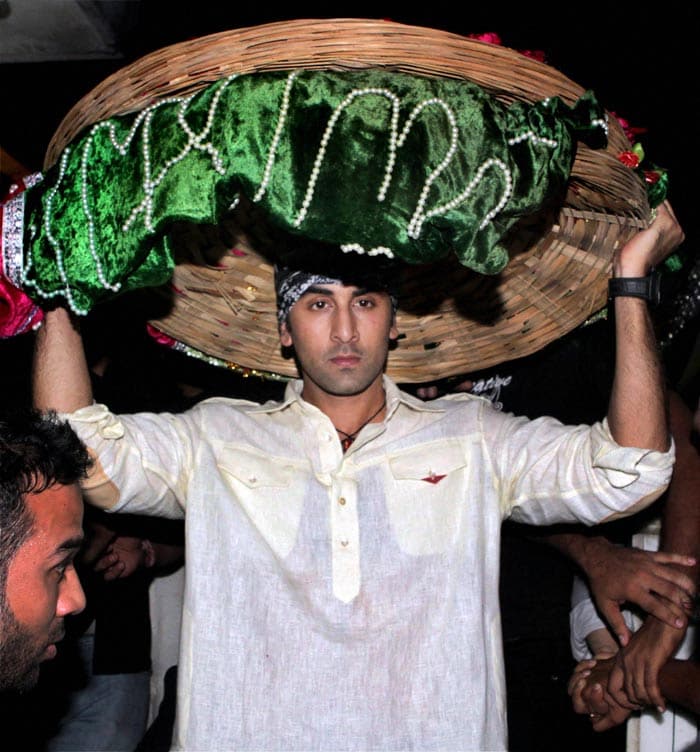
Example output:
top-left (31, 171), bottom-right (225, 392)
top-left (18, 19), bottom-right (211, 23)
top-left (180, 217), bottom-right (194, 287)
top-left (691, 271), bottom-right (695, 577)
top-left (253, 71), bottom-right (299, 203)
top-left (507, 131), bottom-right (558, 148)
top-left (22, 149), bottom-right (90, 314)
top-left (31, 75), bottom-right (239, 315)
top-left (340, 243), bottom-right (395, 259)
top-left (292, 87), bottom-right (401, 229)
top-left (23, 70), bottom-right (607, 316)
top-left (591, 116), bottom-right (609, 137)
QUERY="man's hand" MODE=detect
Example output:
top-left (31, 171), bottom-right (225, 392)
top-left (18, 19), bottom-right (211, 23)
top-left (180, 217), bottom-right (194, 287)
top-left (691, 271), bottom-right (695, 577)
top-left (569, 656), bottom-right (635, 731)
top-left (613, 200), bottom-right (684, 277)
top-left (607, 616), bottom-right (686, 712)
top-left (93, 536), bottom-right (156, 580)
top-left (582, 537), bottom-right (695, 644)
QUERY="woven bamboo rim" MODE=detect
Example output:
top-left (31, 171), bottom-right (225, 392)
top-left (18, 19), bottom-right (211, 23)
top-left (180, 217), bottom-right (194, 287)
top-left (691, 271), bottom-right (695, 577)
top-left (45, 18), bottom-right (650, 382)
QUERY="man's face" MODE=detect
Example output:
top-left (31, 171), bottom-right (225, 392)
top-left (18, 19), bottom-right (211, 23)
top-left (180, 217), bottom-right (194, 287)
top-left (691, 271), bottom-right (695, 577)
top-left (0, 483), bottom-right (85, 692)
top-left (280, 283), bottom-right (398, 398)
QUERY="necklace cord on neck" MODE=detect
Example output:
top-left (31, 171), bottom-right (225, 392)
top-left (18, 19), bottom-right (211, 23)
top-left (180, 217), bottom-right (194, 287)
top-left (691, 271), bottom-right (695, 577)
top-left (335, 396), bottom-right (386, 451)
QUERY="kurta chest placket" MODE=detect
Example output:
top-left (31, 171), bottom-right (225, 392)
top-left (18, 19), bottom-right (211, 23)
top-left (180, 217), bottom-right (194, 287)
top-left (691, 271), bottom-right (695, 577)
top-left (313, 420), bottom-right (362, 603)
top-left (329, 472), bottom-right (360, 603)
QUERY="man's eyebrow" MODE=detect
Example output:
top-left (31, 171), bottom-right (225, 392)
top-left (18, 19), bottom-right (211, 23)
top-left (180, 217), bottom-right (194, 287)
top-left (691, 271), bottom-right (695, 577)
top-left (300, 285), bottom-right (335, 296)
top-left (55, 535), bottom-right (84, 554)
top-left (300, 285), bottom-right (377, 297)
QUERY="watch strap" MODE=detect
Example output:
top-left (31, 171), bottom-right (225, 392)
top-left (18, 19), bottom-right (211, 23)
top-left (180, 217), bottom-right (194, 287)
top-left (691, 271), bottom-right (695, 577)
top-left (608, 272), bottom-right (660, 304)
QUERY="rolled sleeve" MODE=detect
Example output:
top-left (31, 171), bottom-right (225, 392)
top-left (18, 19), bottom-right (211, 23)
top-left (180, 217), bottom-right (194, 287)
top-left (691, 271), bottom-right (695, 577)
top-left (490, 408), bottom-right (675, 526)
top-left (591, 418), bottom-right (675, 489)
top-left (64, 403), bottom-right (191, 518)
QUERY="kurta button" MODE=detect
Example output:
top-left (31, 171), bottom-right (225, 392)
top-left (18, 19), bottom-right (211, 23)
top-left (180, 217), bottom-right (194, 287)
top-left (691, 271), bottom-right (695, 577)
top-left (249, 476), bottom-right (257, 484)
top-left (340, 539), bottom-right (349, 547)
top-left (338, 497), bottom-right (346, 506)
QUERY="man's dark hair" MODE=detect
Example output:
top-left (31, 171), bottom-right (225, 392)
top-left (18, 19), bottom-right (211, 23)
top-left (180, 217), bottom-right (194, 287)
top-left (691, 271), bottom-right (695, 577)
top-left (0, 409), bottom-right (91, 598)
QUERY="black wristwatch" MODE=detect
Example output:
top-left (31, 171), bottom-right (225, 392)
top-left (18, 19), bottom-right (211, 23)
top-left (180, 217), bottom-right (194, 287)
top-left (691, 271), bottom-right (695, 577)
top-left (608, 270), bottom-right (661, 306)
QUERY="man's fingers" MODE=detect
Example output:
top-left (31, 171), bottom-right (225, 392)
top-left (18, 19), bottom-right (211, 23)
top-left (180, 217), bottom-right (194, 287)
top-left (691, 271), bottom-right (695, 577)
top-left (581, 683), bottom-right (609, 715)
top-left (634, 590), bottom-right (687, 629)
top-left (607, 664), bottom-right (641, 711)
top-left (625, 663), bottom-right (666, 712)
top-left (598, 601), bottom-right (631, 646)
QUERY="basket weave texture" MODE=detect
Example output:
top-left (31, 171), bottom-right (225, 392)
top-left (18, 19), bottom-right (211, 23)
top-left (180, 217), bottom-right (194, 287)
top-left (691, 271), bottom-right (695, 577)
top-left (45, 18), bottom-right (650, 382)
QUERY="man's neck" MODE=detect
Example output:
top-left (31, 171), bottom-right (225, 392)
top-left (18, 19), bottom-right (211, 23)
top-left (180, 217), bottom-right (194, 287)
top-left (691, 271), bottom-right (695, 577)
top-left (301, 377), bottom-right (387, 437)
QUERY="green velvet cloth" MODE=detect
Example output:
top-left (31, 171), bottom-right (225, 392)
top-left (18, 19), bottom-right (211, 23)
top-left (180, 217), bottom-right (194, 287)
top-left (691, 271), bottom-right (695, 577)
top-left (21, 68), bottom-right (607, 314)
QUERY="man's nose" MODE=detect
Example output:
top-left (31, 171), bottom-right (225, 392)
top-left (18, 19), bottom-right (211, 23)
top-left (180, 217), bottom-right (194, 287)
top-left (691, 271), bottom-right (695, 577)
top-left (57, 566), bottom-right (86, 617)
top-left (331, 305), bottom-right (358, 343)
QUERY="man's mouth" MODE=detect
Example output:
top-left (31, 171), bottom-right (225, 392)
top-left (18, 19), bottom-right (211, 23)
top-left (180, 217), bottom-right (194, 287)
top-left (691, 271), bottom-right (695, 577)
top-left (331, 355), bottom-right (361, 367)
top-left (43, 624), bottom-right (65, 660)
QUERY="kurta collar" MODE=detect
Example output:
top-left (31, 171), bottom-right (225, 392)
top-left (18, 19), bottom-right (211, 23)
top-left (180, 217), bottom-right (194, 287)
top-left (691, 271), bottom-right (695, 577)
top-left (247, 376), bottom-right (447, 418)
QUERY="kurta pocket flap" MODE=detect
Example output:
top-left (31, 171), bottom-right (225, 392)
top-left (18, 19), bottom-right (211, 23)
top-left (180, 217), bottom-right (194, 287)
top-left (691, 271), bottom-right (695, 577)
top-left (215, 447), bottom-right (297, 489)
top-left (388, 442), bottom-right (467, 481)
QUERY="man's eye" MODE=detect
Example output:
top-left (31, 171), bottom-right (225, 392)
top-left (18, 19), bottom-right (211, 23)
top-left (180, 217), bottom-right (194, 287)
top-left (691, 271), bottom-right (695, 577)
top-left (356, 298), bottom-right (375, 308)
top-left (310, 300), bottom-right (328, 309)
top-left (54, 559), bottom-right (74, 581)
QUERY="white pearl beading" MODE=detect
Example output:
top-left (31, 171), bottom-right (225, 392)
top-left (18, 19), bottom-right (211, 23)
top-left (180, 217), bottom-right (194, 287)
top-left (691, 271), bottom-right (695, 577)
top-left (340, 243), bottom-right (395, 259)
top-left (403, 98), bottom-right (459, 239)
top-left (22, 149), bottom-right (90, 314)
top-left (119, 76), bottom-right (234, 232)
top-left (253, 71), bottom-right (299, 202)
top-left (507, 131), bottom-right (558, 148)
top-left (591, 115), bottom-right (609, 137)
top-left (34, 75), bottom-right (239, 314)
top-left (292, 87), bottom-right (401, 229)
top-left (269, 79), bottom-right (553, 250)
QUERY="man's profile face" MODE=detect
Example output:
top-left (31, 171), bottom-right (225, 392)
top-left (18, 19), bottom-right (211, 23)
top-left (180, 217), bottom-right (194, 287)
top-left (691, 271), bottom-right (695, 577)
top-left (280, 283), bottom-right (398, 399)
top-left (0, 483), bottom-right (85, 692)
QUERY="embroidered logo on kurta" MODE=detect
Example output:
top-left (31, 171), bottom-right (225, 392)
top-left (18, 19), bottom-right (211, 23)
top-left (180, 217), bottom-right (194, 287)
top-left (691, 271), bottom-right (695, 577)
top-left (421, 472), bottom-right (447, 484)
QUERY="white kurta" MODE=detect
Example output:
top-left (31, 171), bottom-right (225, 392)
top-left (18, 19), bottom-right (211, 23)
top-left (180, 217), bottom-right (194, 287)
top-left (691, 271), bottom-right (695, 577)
top-left (66, 377), bottom-right (674, 751)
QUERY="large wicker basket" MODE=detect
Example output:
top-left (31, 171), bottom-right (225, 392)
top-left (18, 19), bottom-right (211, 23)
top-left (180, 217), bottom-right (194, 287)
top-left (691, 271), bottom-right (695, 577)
top-left (45, 18), bottom-right (649, 382)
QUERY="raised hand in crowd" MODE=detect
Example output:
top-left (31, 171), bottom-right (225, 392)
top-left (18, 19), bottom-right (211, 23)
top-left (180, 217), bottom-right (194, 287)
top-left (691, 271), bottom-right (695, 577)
top-left (569, 388), bottom-right (699, 726)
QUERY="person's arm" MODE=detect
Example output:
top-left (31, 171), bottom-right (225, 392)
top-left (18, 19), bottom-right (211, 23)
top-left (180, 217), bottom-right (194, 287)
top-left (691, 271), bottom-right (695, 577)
top-left (32, 306), bottom-right (93, 412)
top-left (570, 654), bottom-right (700, 730)
top-left (32, 306), bottom-right (194, 519)
top-left (93, 536), bottom-right (185, 581)
top-left (605, 200), bottom-right (684, 451)
top-left (548, 532), bottom-right (695, 643)
top-left (606, 390), bottom-right (700, 710)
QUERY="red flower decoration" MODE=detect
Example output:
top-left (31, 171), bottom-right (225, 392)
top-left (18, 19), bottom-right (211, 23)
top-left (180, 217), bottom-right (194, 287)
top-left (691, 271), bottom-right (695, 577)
top-left (644, 170), bottom-right (661, 185)
top-left (618, 150), bottom-right (641, 169)
top-left (146, 324), bottom-right (177, 347)
top-left (468, 32), bottom-right (502, 45)
top-left (519, 49), bottom-right (547, 62)
top-left (611, 113), bottom-right (648, 144)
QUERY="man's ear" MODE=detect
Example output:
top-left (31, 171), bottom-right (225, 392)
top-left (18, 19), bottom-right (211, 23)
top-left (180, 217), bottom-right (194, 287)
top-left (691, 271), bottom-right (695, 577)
top-left (389, 316), bottom-right (399, 343)
top-left (279, 320), bottom-right (293, 348)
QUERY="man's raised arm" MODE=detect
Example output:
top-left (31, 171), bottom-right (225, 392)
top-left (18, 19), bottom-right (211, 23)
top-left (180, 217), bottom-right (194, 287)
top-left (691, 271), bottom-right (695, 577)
top-left (33, 307), bottom-right (93, 413)
top-left (606, 201), bottom-right (684, 451)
